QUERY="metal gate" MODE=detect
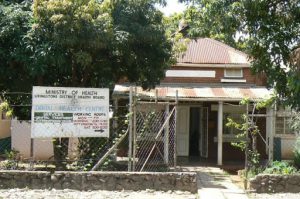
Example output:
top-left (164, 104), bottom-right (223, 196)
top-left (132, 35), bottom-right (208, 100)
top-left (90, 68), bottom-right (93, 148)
top-left (128, 101), bottom-right (177, 172)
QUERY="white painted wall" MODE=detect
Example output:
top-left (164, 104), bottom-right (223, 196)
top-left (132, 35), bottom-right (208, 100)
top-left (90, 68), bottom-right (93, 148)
top-left (166, 70), bottom-right (216, 78)
top-left (274, 134), bottom-right (296, 159)
top-left (11, 120), bottom-right (78, 160)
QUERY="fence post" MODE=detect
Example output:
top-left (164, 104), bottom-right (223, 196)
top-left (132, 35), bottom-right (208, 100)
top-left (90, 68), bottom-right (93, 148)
top-left (128, 86), bottom-right (133, 171)
top-left (29, 138), bottom-right (34, 170)
top-left (268, 105), bottom-right (275, 163)
top-left (113, 98), bottom-right (119, 129)
top-left (244, 103), bottom-right (249, 189)
top-left (164, 103), bottom-right (170, 164)
top-left (132, 87), bottom-right (137, 171)
top-left (174, 90), bottom-right (178, 170)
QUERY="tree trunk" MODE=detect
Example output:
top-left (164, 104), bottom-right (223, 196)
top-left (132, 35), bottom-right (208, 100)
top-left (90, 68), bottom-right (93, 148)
top-left (53, 138), bottom-right (69, 170)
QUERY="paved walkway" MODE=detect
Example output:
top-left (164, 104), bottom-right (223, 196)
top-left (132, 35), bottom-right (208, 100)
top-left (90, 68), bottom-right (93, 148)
top-left (179, 166), bottom-right (248, 199)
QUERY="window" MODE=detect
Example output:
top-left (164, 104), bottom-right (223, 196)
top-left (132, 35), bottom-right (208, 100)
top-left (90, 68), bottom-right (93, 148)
top-left (224, 68), bottom-right (243, 78)
top-left (276, 116), bottom-right (293, 134)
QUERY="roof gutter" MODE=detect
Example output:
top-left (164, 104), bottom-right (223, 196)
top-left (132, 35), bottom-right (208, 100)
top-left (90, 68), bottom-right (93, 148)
top-left (175, 63), bottom-right (250, 68)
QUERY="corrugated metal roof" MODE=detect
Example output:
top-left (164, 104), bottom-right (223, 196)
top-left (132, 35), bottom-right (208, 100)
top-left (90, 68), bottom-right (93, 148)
top-left (113, 85), bottom-right (272, 101)
top-left (177, 38), bottom-right (249, 64)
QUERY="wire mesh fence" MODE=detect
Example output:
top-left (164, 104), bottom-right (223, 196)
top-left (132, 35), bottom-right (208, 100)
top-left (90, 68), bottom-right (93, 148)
top-left (0, 137), bottom-right (11, 155)
top-left (0, 100), bottom-right (178, 172)
top-left (0, 105), bottom-right (131, 171)
top-left (132, 102), bottom-right (176, 172)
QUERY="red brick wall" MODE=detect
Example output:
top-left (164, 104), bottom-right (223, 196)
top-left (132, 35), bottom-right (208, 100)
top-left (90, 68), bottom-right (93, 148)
top-left (161, 66), bottom-right (267, 86)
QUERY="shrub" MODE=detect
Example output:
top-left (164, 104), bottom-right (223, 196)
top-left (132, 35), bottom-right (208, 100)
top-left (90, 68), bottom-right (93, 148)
top-left (263, 161), bottom-right (297, 175)
top-left (293, 136), bottom-right (300, 169)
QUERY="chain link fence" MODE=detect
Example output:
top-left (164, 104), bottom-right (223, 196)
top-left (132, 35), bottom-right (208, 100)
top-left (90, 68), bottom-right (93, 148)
top-left (0, 100), bottom-right (178, 172)
top-left (0, 105), bottom-right (130, 171)
top-left (0, 138), bottom-right (11, 155)
top-left (132, 102), bottom-right (176, 172)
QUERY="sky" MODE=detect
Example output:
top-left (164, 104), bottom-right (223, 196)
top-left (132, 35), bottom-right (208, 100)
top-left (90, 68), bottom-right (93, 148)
top-left (157, 0), bottom-right (187, 16)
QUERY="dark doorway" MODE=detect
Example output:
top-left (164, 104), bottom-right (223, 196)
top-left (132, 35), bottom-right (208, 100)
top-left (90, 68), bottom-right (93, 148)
top-left (189, 107), bottom-right (200, 156)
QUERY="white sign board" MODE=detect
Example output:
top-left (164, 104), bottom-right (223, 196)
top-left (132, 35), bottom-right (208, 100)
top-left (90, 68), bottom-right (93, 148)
top-left (31, 86), bottom-right (109, 138)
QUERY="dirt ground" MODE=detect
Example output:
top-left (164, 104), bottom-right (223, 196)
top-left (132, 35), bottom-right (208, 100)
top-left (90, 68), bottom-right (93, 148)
top-left (0, 189), bottom-right (197, 199)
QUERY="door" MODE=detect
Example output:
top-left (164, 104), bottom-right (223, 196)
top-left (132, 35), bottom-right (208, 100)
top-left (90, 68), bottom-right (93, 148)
top-left (176, 106), bottom-right (189, 156)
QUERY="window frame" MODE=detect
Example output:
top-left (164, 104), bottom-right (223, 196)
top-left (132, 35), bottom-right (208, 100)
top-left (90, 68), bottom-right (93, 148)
top-left (275, 116), bottom-right (293, 135)
top-left (224, 68), bottom-right (243, 78)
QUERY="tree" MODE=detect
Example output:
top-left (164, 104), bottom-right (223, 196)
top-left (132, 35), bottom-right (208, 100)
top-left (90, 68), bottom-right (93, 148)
top-left (173, 0), bottom-right (247, 50)
top-left (1, 0), bottom-right (173, 117)
top-left (226, 97), bottom-right (273, 188)
top-left (0, 1), bottom-right (33, 118)
top-left (175, 0), bottom-right (300, 109)
top-left (0, 0), bottom-right (173, 169)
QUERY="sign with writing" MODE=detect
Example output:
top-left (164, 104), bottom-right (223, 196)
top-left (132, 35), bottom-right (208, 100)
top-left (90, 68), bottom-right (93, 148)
top-left (31, 86), bottom-right (109, 138)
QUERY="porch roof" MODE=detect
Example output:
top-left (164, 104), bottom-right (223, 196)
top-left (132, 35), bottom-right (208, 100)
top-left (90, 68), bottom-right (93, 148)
top-left (113, 84), bottom-right (273, 102)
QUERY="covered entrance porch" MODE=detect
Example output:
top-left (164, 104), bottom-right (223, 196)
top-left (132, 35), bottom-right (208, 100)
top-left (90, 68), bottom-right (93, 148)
top-left (113, 84), bottom-right (273, 167)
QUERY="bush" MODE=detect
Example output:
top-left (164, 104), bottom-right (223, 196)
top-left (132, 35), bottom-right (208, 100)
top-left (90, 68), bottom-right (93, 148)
top-left (263, 161), bottom-right (297, 175)
top-left (294, 136), bottom-right (300, 169)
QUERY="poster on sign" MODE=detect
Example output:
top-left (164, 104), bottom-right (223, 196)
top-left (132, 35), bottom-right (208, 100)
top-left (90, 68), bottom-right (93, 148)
top-left (31, 86), bottom-right (109, 138)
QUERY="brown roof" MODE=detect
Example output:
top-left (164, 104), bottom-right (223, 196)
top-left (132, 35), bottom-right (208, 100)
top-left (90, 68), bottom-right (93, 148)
top-left (113, 85), bottom-right (272, 101)
top-left (177, 38), bottom-right (249, 65)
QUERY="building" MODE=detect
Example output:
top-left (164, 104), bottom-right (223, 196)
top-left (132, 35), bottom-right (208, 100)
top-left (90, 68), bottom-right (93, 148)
top-left (113, 38), bottom-right (274, 166)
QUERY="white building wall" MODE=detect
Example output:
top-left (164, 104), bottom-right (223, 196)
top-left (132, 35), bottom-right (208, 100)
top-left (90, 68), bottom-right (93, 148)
top-left (11, 120), bottom-right (78, 160)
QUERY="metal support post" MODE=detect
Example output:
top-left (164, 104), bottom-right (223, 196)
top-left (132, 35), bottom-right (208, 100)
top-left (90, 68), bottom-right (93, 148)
top-left (132, 87), bottom-right (137, 171)
top-left (174, 90), bottom-right (178, 169)
top-left (128, 87), bottom-right (133, 171)
top-left (164, 103), bottom-right (170, 164)
top-left (217, 101), bottom-right (223, 166)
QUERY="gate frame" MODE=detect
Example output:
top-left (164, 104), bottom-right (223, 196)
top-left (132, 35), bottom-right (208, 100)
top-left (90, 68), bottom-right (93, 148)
top-left (127, 87), bottom-right (179, 172)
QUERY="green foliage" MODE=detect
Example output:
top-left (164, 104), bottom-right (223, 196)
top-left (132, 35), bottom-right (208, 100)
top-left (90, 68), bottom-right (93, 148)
top-left (248, 149), bottom-right (261, 174)
top-left (0, 0), bottom-right (173, 120)
top-left (110, 0), bottom-right (174, 89)
top-left (226, 98), bottom-right (271, 176)
top-left (226, 115), bottom-right (247, 151)
top-left (290, 113), bottom-right (300, 134)
top-left (76, 137), bottom-right (108, 170)
top-left (293, 136), bottom-right (300, 169)
top-left (1, 149), bottom-right (19, 169)
top-left (0, 101), bottom-right (13, 117)
top-left (0, 1), bottom-right (33, 119)
top-left (173, 0), bottom-right (247, 50)
top-left (264, 161), bottom-right (297, 175)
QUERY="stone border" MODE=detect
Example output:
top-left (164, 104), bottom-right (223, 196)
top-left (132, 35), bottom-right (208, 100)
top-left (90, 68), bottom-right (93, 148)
top-left (0, 171), bottom-right (197, 193)
top-left (250, 174), bottom-right (300, 193)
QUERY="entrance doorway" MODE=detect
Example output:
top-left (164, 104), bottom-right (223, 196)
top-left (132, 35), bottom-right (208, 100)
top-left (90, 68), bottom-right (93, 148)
top-left (189, 107), bottom-right (208, 157)
top-left (189, 107), bottom-right (200, 156)
top-left (177, 106), bottom-right (208, 157)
